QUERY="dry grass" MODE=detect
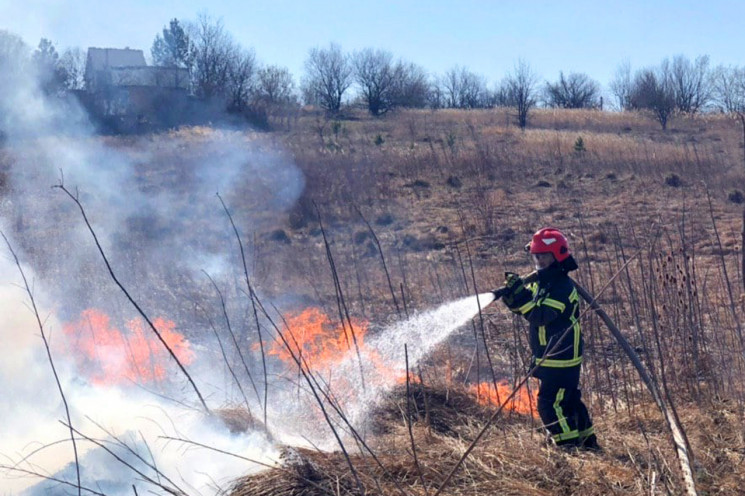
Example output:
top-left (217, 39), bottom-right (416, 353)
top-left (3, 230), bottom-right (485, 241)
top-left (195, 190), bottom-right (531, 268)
top-left (230, 383), bottom-right (745, 495)
top-left (5, 106), bottom-right (745, 494)
top-left (251, 107), bottom-right (742, 302)
top-left (219, 107), bottom-right (745, 494)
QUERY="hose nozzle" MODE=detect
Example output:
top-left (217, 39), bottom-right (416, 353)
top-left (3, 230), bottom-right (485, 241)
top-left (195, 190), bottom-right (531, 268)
top-left (491, 287), bottom-right (508, 300)
top-left (490, 271), bottom-right (539, 302)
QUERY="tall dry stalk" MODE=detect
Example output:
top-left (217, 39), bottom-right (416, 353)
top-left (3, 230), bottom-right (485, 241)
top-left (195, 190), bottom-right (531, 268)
top-left (354, 204), bottom-right (401, 316)
top-left (217, 193), bottom-right (268, 427)
top-left (250, 296), bottom-right (367, 495)
top-left (1, 233), bottom-right (81, 496)
top-left (203, 271), bottom-right (262, 409)
top-left (405, 344), bottom-right (429, 496)
top-left (706, 189), bottom-right (744, 349)
top-left (315, 202), bottom-right (367, 392)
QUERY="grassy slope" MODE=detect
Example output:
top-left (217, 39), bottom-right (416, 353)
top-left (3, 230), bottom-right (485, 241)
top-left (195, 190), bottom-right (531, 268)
top-left (226, 108), bottom-right (745, 495)
top-left (6, 107), bottom-right (743, 494)
top-left (253, 107), bottom-right (744, 313)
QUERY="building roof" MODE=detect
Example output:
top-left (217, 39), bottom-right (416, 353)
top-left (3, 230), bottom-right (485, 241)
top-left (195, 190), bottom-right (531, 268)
top-left (84, 47), bottom-right (189, 92)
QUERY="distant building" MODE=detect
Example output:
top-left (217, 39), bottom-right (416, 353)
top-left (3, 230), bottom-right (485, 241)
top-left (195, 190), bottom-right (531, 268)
top-left (82, 47), bottom-right (191, 132)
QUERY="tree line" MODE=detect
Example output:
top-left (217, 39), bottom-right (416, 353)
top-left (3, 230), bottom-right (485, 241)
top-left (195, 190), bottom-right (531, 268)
top-left (4, 15), bottom-right (745, 131)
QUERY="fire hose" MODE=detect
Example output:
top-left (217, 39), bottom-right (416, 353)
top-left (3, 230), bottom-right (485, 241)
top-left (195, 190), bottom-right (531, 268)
top-left (487, 272), bottom-right (697, 496)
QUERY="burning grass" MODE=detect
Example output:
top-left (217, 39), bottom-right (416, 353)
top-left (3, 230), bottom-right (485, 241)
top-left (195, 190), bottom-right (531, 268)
top-left (62, 308), bottom-right (193, 386)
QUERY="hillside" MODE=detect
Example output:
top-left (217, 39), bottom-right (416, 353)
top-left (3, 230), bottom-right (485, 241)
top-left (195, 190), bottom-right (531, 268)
top-left (227, 107), bottom-right (745, 495)
top-left (2, 107), bottom-right (744, 495)
top-left (243, 107), bottom-right (744, 312)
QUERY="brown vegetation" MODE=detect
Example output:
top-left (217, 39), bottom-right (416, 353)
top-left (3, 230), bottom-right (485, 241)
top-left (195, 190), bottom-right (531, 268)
top-left (221, 107), bottom-right (745, 495)
top-left (230, 384), bottom-right (745, 495)
top-left (7, 106), bottom-right (744, 494)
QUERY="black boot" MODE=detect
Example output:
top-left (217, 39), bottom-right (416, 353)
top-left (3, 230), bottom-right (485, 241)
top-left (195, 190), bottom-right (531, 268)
top-left (580, 434), bottom-right (602, 452)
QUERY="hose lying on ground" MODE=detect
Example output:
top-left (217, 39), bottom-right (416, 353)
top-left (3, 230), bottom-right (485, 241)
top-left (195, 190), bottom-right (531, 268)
top-left (572, 279), bottom-right (697, 496)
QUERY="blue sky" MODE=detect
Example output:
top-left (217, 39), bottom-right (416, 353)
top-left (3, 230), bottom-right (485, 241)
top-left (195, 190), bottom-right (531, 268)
top-left (2, 0), bottom-right (744, 90)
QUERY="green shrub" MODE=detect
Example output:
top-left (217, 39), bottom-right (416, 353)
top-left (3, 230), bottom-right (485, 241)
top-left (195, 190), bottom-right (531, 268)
top-left (574, 136), bottom-right (586, 154)
top-left (664, 174), bottom-right (681, 187)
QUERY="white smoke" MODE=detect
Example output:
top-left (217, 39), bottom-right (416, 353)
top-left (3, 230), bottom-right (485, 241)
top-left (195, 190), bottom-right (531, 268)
top-left (0, 32), bottom-right (301, 495)
top-left (21, 387), bottom-right (278, 495)
top-left (0, 30), bottom-right (494, 495)
top-left (0, 247), bottom-right (69, 494)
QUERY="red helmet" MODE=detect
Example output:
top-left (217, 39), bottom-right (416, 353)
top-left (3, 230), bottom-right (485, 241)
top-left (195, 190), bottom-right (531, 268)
top-left (526, 227), bottom-right (571, 262)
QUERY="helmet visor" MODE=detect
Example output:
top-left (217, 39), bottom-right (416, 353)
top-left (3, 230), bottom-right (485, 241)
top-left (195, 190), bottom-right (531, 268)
top-left (531, 252), bottom-right (555, 270)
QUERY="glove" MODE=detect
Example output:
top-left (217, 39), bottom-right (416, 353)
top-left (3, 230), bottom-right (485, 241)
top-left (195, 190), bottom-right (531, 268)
top-left (502, 272), bottom-right (531, 310)
top-left (504, 272), bottom-right (523, 292)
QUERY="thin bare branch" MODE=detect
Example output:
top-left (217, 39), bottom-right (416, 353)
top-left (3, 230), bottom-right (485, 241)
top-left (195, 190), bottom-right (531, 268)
top-left (0, 464), bottom-right (105, 496)
top-left (202, 271), bottom-right (259, 412)
top-left (217, 192), bottom-right (269, 428)
top-left (405, 344), bottom-right (429, 495)
top-left (1, 231), bottom-right (82, 496)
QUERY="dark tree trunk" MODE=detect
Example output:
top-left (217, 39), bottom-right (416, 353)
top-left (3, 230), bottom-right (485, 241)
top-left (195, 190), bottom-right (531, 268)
top-left (739, 112), bottom-right (745, 169)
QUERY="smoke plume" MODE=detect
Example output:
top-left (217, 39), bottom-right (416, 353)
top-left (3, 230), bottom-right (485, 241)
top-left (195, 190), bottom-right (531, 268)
top-left (0, 31), bottom-right (301, 494)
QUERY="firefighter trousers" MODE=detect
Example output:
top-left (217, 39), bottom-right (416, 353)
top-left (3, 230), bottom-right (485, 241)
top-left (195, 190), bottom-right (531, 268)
top-left (535, 365), bottom-right (595, 447)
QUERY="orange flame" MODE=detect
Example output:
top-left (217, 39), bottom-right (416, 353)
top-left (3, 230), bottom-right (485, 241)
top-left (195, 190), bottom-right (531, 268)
top-left (468, 381), bottom-right (538, 417)
top-left (268, 307), bottom-right (370, 371)
top-left (272, 307), bottom-right (536, 416)
top-left (63, 309), bottom-right (194, 386)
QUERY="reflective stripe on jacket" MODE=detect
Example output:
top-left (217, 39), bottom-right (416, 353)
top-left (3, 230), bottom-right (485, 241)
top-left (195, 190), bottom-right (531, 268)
top-left (511, 266), bottom-right (582, 368)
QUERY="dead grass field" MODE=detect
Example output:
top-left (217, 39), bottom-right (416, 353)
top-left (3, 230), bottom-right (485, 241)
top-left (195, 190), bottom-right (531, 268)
top-left (4, 106), bottom-right (744, 494)
top-left (225, 107), bottom-right (745, 495)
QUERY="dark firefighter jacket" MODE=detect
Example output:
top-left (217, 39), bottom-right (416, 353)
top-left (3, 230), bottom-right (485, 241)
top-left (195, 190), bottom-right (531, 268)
top-left (510, 263), bottom-right (582, 369)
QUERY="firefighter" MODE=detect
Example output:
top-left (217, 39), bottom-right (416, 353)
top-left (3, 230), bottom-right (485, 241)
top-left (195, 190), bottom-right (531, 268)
top-left (501, 227), bottom-right (599, 451)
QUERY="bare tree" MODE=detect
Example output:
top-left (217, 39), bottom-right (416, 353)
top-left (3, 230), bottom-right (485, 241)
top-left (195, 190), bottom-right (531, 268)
top-left (711, 65), bottom-right (745, 113)
top-left (390, 61), bottom-right (430, 108)
top-left (491, 84), bottom-right (510, 107)
top-left (440, 67), bottom-right (461, 108)
top-left (629, 64), bottom-right (676, 130)
top-left (256, 65), bottom-right (296, 105)
top-left (670, 54), bottom-right (711, 114)
top-left (427, 81), bottom-right (445, 109)
top-left (302, 43), bottom-right (353, 113)
top-left (610, 61), bottom-right (633, 110)
top-left (59, 47), bottom-right (86, 90)
top-left (544, 71), bottom-right (600, 109)
top-left (502, 60), bottom-right (539, 129)
top-left (226, 47), bottom-right (257, 112)
top-left (353, 48), bottom-right (395, 116)
top-left (441, 66), bottom-right (488, 109)
top-left (460, 71), bottom-right (489, 109)
top-left (188, 15), bottom-right (237, 102)
top-left (712, 65), bottom-right (745, 167)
